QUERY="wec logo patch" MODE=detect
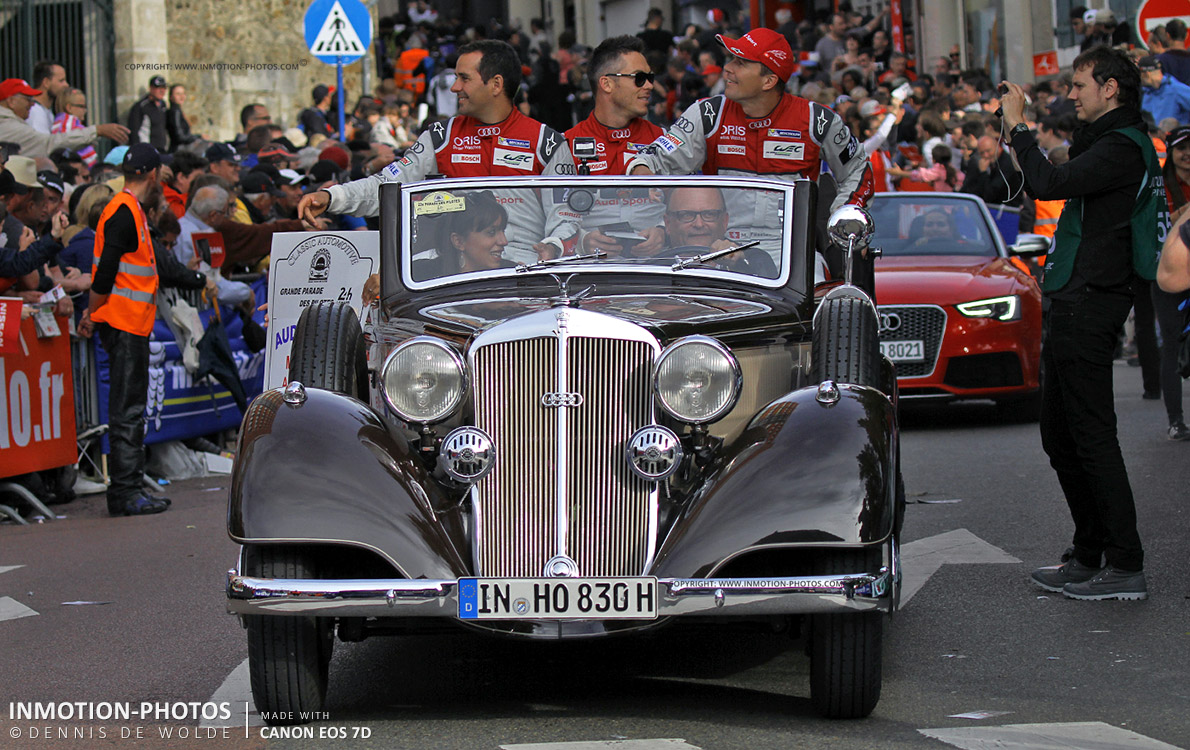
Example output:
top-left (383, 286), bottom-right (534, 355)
top-left (493, 147), bottom-right (534, 170)
top-left (763, 141), bottom-right (805, 160)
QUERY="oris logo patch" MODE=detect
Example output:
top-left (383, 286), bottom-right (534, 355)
top-left (453, 135), bottom-right (481, 148)
top-left (721, 124), bottom-right (746, 137)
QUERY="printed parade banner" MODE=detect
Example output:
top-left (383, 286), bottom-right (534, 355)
top-left (1, 312), bottom-right (77, 476)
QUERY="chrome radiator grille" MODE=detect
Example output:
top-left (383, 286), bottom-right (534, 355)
top-left (472, 322), bottom-right (656, 578)
top-left (877, 304), bottom-right (946, 378)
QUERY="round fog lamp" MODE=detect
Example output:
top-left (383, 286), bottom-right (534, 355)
top-left (626, 425), bottom-right (683, 481)
top-left (438, 426), bottom-right (496, 482)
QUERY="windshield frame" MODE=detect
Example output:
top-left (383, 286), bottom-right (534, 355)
top-left (396, 175), bottom-right (802, 292)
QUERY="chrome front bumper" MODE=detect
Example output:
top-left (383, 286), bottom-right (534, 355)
top-left (226, 568), bottom-right (895, 618)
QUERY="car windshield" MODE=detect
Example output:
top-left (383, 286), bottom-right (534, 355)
top-left (868, 195), bottom-right (997, 257)
top-left (399, 176), bottom-right (798, 289)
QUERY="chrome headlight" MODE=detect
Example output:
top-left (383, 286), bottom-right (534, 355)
top-left (381, 337), bottom-right (467, 423)
top-left (955, 295), bottom-right (1020, 321)
top-left (654, 336), bottom-right (742, 424)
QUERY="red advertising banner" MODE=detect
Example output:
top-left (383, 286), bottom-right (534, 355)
top-left (890, 0), bottom-right (905, 53)
top-left (0, 314), bottom-right (77, 477)
top-left (0, 299), bottom-right (20, 354)
top-left (1033, 50), bottom-right (1059, 77)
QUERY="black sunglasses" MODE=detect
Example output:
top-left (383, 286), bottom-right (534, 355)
top-left (605, 71), bottom-right (656, 87)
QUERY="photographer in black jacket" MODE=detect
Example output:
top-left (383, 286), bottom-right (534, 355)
top-left (1001, 46), bottom-right (1165, 601)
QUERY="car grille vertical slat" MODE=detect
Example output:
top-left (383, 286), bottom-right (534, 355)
top-left (472, 332), bottom-right (654, 578)
top-left (877, 305), bottom-right (947, 377)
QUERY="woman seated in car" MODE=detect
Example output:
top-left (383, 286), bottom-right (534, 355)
top-left (908, 208), bottom-right (960, 248)
top-left (415, 191), bottom-right (514, 279)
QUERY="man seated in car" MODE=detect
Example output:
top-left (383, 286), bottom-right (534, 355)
top-left (908, 208), bottom-right (960, 248)
top-left (663, 186), bottom-right (778, 276)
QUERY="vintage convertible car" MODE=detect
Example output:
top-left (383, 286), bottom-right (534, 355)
top-left (225, 175), bottom-right (903, 724)
top-left (868, 192), bottom-right (1047, 413)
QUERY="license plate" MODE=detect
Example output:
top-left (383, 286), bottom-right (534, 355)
top-left (881, 340), bottom-right (925, 362)
top-left (458, 577), bottom-right (658, 620)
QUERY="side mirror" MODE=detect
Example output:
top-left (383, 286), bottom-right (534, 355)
top-left (1009, 233), bottom-right (1050, 258)
top-left (827, 205), bottom-right (875, 251)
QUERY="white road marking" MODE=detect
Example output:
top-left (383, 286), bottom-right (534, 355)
top-left (920, 721), bottom-right (1183, 749)
top-left (201, 658), bottom-right (262, 728)
top-left (901, 529), bottom-right (1021, 607)
top-left (502, 741), bottom-right (701, 750)
top-left (0, 565), bottom-right (25, 575)
top-left (0, 596), bottom-right (39, 623)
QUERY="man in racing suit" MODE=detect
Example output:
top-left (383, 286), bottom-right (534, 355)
top-left (628, 28), bottom-right (874, 279)
top-left (565, 35), bottom-right (667, 256)
top-left (298, 40), bottom-right (576, 263)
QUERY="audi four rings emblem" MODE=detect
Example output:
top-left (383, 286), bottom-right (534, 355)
top-left (542, 392), bottom-right (584, 408)
top-left (477, 126), bottom-right (501, 137)
top-left (879, 311), bottom-right (902, 332)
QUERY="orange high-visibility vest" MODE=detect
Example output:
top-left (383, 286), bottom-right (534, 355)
top-left (394, 48), bottom-right (430, 99)
top-left (1152, 135), bottom-right (1166, 168)
top-left (1033, 198), bottom-right (1064, 239)
top-left (91, 190), bottom-right (158, 337)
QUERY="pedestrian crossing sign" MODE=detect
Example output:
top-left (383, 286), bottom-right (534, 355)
top-left (305, 0), bottom-right (372, 65)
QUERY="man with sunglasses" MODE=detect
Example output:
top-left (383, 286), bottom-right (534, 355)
top-left (298, 39), bottom-right (576, 263)
top-left (565, 36), bottom-right (667, 256)
top-left (628, 28), bottom-right (872, 278)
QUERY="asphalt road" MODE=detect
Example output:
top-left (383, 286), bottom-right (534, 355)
top-left (1, 362), bottom-right (1187, 750)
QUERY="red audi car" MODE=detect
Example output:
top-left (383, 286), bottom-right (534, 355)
top-left (868, 192), bottom-right (1046, 412)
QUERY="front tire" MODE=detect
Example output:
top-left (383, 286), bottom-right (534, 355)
top-left (812, 295), bottom-right (882, 388)
top-left (809, 546), bottom-right (884, 719)
top-left (288, 301), bottom-right (368, 399)
top-left (245, 546), bottom-right (333, 725)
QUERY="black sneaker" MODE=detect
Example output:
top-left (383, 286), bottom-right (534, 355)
top-left (113, 495), bottom-right (169, 517)
top-left (1030, 559), bottom-right (1101, 593)
top-left (1063, 567), bottom-right (1147, 601)
top-left (1169, 422), bottom-right (1190, 441)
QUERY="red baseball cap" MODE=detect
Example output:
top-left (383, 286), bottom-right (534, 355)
top-left (0, 79), bottom-right (41, 99)
top-left (716, 28), bottom-right (795, 82)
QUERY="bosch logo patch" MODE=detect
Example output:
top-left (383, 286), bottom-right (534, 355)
top-left (451, 153), bottom-right (481, 163)
top-left (477, 126), bottom-right (501, 137)
top-left (718, 144), bottom-right (745, 155)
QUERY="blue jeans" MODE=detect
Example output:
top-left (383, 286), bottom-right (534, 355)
top-left (1040, 290), bottom-right (1144, 572)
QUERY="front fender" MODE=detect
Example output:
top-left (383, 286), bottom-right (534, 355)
top-left (228, 388), bottom-right (470, 580)
top-left (651, 384), bottom-right (896, 578)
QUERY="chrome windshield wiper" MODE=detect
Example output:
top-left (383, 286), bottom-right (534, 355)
top-left (670, 240), bottom-right (761, 271)
top-left (516, 250), bottom-right (608, 273)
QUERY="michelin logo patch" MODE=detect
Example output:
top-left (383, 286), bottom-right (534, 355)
top-left (493, 147), bottom-right (535, 170)
top-left (763, 141), bottom-right (805, 160)
top-left (498, 137), bottom-right (531, 149)
top-left (768, 128), bottom-right (802, 139)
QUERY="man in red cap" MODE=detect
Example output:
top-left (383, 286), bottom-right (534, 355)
top-left (0, 78), bottom-right (128, 158)
top-left (628, 28), bottom-right (873, 277)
